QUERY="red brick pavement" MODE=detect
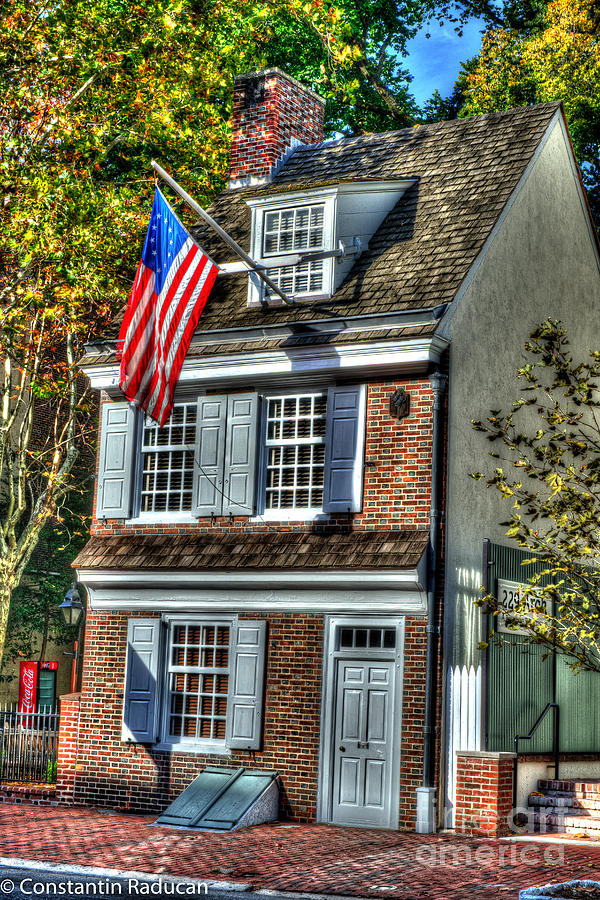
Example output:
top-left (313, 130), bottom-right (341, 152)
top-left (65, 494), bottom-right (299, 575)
top-left (1, 805), bottom-right (600, 899)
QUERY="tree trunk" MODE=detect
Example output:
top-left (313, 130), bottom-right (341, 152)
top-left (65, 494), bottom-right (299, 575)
top-left (0, 568), bottom-right (17, 665)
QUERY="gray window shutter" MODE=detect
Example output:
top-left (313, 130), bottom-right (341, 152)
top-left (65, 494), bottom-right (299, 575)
top-left (323, 385), bottom-right (366, 513)
top-left (193, 395), bottom-right (227, 516)
top-left (227, 620), bottom-right (266, 750)
top-left (97, 402), bottom-right (136, 519)
top-left (122, 618), bottom-right (161, 743)
top-left (222, 393), bottom-right (259, 515)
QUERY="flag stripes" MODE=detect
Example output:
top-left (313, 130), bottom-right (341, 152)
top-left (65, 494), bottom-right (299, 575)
top-left (118, 188), bottom-right (218, 427)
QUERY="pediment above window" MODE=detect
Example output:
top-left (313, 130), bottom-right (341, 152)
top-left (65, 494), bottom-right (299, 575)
top-left (244, 179), bottom-right (416, 306)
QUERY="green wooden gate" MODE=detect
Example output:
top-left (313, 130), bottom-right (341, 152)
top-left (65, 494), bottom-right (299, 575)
top-left (486, 541), bottom-right (600, 753)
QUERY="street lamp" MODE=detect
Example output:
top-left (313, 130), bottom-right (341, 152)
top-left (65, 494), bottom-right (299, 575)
top-left (59, 583), bottom-right (85, 628)
top-left (60, 583), bottom-right (86, 692)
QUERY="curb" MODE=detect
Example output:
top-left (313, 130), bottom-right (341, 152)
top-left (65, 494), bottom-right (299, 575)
top-left (0, 857), bottom-right (252, 892)
top-left (0, 860), bottom-right (373, 900)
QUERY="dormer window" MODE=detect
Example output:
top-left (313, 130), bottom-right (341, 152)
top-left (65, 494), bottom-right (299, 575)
top-left (263, 205), bottom-right (325, 298)
top-left (247, 190), bottom-right (336, 305)
top-left (245, 180), bottom-right (416, 306)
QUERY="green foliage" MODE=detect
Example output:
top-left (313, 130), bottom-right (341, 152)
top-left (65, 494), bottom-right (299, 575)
top-left (2, 487), bottom-right (91, 664)
top-left (0, 0), bottom-right (435, 665)
top-left (433, 0), bottom-right (600, 226)
top-left (472, 320), bottom-right (600, 673)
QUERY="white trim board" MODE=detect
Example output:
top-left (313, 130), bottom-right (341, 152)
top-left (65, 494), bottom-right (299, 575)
top-left (77, 566), bottom-right (428, 615)
top-left (82, 336), bottom-right (449, 394)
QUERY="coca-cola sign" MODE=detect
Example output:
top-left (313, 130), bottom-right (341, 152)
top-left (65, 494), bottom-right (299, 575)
top-left (18, 661), bottom-right (38, 715)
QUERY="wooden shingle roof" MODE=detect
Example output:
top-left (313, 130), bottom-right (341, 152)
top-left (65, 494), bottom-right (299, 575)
top-left (102, 101), bottom-right (561, 342)
top-left (74, 530), bottom-right (429, 571)
top-left (182, 102), bottom-right (560, 328)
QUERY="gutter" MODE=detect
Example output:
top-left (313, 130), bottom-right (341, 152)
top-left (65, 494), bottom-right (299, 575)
top-left (84, 304), bottom-right (448, 354)
top-left (417, 367), bottom-right (448, 833)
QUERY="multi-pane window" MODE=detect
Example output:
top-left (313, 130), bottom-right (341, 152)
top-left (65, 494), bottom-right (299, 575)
top-left (339, 627), bottom-right (396, 651)
top-left (141, 402), bottom-right (196, 513)
top-left (265, 392), bottom-right (327, 510)
top-left (168, 624), bottom-right (230, 743)
top-left (263, 205), bottom-right (325, 297)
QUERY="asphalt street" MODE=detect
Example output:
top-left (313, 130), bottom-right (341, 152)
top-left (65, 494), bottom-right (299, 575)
top-left (0, 866), bottom-right (277, 900)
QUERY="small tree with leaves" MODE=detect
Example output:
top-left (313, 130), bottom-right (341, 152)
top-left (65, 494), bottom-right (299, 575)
top-left (472, 320), bottom-right (600, 673)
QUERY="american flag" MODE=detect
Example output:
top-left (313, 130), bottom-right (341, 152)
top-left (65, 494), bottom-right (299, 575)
top-left (118, 187), bottom-right (218, 427)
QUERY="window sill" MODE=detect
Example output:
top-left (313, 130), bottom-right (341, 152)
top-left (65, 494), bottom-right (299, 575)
top-left (250, 510), bottom-right (330, 522)
top-left (127, 514), bottom-right (195, 525)
top-left (247, 292), bottom-right (331, 309)
top-left (153, 742), bottom-right (231, 756)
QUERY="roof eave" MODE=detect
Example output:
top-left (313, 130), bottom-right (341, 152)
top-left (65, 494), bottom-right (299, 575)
top-left (77, 564), bottom-right (428, 616)
top-left (82, 333), bottom-right (449, 393)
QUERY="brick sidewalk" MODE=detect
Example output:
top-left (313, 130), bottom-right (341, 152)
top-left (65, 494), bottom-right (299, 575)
top-left (1, 805), bottom-right (600, 899)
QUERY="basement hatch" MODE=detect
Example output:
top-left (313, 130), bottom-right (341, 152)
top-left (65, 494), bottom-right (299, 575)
top-left (155, 767), bottom-right (279, 831)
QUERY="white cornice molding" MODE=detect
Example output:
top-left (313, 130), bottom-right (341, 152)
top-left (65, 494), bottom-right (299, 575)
top-left (77, 566), bottom-right (428, 615)
top-left (82, 335), bottom-right (448, 393)
top-left (244, 179), bottom-right (416, 209)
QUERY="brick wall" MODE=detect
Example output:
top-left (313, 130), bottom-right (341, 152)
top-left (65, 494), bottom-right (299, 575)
top-left (229, 69), bottom-right (325, 183)
top-left (60, 610), bottom-right (428, 827)
top-left (454, 751), bottom-right (515, 837)
top-left (68, 612), bottom-right (322, 819)
top-left (93, 378), bottom-right (434, 537)
top-left (71, 374), bottom-right (440, 828)
top-left (56, 692), bottom-right (82, 804)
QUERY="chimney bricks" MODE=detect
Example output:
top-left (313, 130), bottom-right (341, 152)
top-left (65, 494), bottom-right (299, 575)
top-left (229, 68), bottom-right (325, 187)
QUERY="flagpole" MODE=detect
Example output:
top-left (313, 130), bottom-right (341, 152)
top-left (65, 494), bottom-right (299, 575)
top-left (151, 160), bottom-right (294, 306)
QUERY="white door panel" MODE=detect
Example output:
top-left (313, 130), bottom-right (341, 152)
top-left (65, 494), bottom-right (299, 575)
top-left (332, 658), bottom-right (395, 827)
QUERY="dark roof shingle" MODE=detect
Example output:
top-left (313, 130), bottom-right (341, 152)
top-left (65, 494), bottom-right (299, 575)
top-left (103, 102), bottom-right (561, 342)
top-left (73, 530), bottom-right (429, 571)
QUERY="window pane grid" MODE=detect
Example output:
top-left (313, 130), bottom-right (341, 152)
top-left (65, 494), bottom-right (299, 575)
top-left (263, 205), bottom-right (325, 298)
top-left (339, 628), bottom-right (396, 650)
top-left (168, 624), bottom-right (229, 742)
top-left (141, 402), bottom-right (196, 513)
top-left (265, 393), bottom-right (326, 510)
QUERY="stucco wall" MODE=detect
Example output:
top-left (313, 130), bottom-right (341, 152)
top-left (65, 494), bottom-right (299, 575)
top-left (440, 116), bottom-right (600, 812)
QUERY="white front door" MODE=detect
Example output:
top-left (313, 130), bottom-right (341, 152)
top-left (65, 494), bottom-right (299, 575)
top-left (320, 619), bottom-right (404, 830)
top-left (332, 658), bottom-right (395, 827)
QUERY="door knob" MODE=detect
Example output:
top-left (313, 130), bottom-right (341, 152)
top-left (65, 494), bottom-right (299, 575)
top-left (339, 745), bottom-right (346, 752)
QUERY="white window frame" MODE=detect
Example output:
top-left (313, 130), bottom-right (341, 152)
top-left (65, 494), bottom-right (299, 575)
top-left (246, 189), bottom-right (338, 306)
top-left (137, 401), bottom-right (198, 520)
top-left (260, 389), bottom-right (328, 520)
top-left (129, 386), bottom-right (338, 525)
top-left (261, 204), bottom-right (327, 299)
top-left (156, 614), bottom-right (236, 755)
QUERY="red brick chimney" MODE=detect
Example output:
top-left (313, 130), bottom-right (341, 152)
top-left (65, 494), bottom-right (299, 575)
top-left (229, 68), bottom-right (325, 187)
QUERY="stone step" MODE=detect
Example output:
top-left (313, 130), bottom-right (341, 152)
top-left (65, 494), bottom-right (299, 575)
top-left (529, 793), bottom-right (600, 811)
top-left (530, 811), bottom-right (600, 832)
top-left (539, 779), bottom-right (600, 794)
top-left (538, 788), bottom-right (600, 801)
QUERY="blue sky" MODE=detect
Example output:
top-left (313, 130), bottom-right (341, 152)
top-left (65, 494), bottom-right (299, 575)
top-left (404, 18), bottom-right (485, 107)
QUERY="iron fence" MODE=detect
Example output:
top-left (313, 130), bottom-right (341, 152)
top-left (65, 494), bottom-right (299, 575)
top-left (0, 704), bottom-right (59, 784)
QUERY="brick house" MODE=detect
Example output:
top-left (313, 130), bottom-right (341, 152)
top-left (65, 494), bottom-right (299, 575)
top-left (66, 68), bottom-right (600, 833)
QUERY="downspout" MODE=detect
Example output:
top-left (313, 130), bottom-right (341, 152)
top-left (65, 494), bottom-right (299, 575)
top-left (416, 368), bottom-right (447, 833)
